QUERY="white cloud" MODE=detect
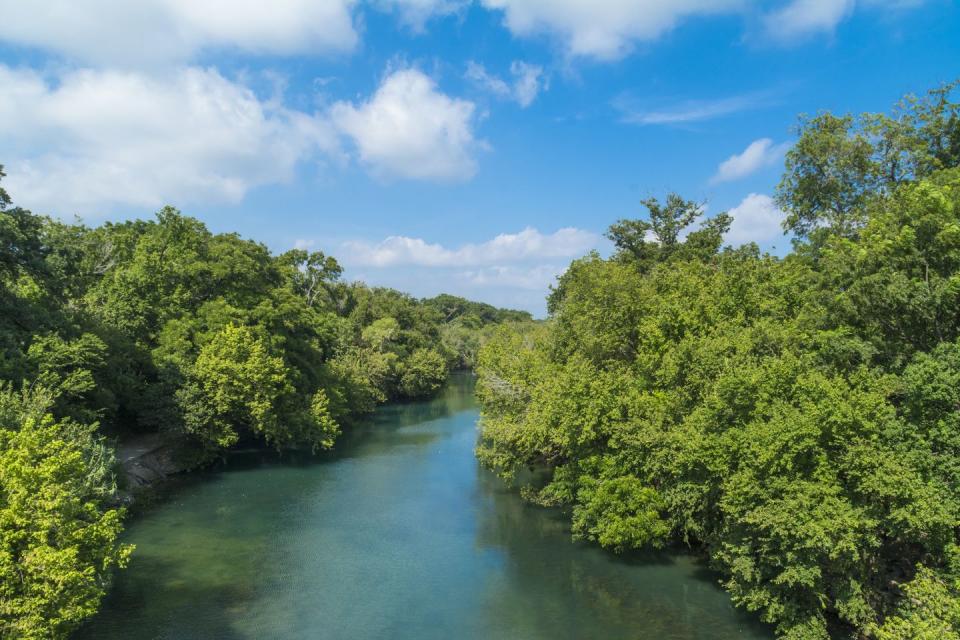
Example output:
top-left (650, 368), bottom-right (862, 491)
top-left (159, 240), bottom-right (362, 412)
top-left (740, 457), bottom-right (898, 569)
top-left (341, 226), bottom-right (598, 266)
top-left (861, 0), bottom-right (926, 7)
top-left (465, 63), bottom-right (512, 98)
top-left (375, 0), bottom-right (469, 30)
top-left (328, 226), bottom-right (599, 316)
top-left (617, 90), bottom-right (779, 125)
top-left (331, 68), bottom-right (483, 181)
top-left (725, 193), bottom-right (786, 246)
top-left (511, 62), bottom-right (546, 107)
top-left (465, 60), bottom-right (547, 107)
top-left (0, 0), bottom-right (358, 67)
top-left (711, 138), bottom-right (789, 184)
top-left (763, 0), bottom-right (855, 41)
top-left (0, 63), bottom-right (491, 213)
top-left (0, 65), bottom-right (339, 214)
top-left (479, 0), bottom-right (744, 60)
top-left (460, 264), bottom-right (566, 290)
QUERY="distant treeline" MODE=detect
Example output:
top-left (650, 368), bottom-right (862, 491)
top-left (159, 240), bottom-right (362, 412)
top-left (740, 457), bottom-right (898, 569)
top-left (0, 183), bottom-right (530, 638)
top-left (477, 82), bottom-right (960, 639)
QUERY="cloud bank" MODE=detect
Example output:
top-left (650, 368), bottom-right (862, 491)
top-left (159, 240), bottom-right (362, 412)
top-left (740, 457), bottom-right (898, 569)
top-left (330, 226), bottom-right (601, 316)
top-left (0, 0), bottom-right (359, 67)
top-left (341, 226), bottom-right (598, 267)
top-left (0, 64), bottom-right (484, 213)
top-left (479, 0), bottom-right (744, 60)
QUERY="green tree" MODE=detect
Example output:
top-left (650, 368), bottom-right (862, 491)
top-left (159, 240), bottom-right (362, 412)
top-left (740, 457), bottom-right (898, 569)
top-left (398, 348), bottom-right (448, 399)
top-left (873, 566), bottom-right (960, 640)
top-left (177, 324), bottom-right (294, 450)
top-left (478, 150), bottom-right (960, 637)
top-left (778, 81), bottom-right (960, 241)
top-left (279, 249), bottom-right (344, 310)
top-left (0, 384), bottom-right (132, 639)
top-left (0, 165), bottom-right (10, 211)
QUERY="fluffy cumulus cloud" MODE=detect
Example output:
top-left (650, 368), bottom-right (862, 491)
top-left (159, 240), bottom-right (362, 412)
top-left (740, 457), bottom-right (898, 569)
top-left (0, 65), bottom-right (339, 214)
top-left (340, 226), bottom-right (598, 267)
top-left (711, 138), bottom-right (789, 184)
top-left (331, 68), bottom-right (484, 181)
top-left (0, 0), bottom-right (358, 67)
top-left (479, 0), bottom-right (744, 60)
top-left (724, 193), bottom-right (786, 246)
top-left (465, 60), bottom-right (547, 107)
top-left (0, 62), bottom-right (490, 213)
top-left (0, 1), bottom-right (931, 70)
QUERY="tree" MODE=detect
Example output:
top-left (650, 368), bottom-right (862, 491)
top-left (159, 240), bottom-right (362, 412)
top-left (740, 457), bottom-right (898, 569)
top-left (572, 476), bottom-right (670, 552)
top-left (398, 348), bottom-right (448, 399)
top-left (479, 153), bottom-right (960, 636)
top-left (778, 81), bottom-right (960, 241)
top-left (280, 249), bottom-right (344, 310)
top-left (177, 324), bottom-right (293, 450)
top-left (777, 112), bottom-right (881, 239)
top-left (0, 384), bottom-right (132, 639)
top-left (605, 194), bottom-right (729, 272)
top-left (817, 169), bottom-right (960, 367)
top-left (872, 566), bottom-right (960, 640)
top-left (0, 165), bottom-right (10, 211)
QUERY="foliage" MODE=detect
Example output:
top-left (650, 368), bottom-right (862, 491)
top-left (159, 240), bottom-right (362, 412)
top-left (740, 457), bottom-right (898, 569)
top-left (477, 83), bottom-right (960, 639)
top-left (572, 476), bottom-right (670, 552)
top-left (872, 566), bottom-right (960, 640)
top-left (398, 348), bottom-right (448, 399)
top-left (778, 80), bottom-right (959, 240)
top-left (423, 293), bottom-right (533, 325)
top-left (0, 384), bottom-right (132, 639)
top-left (604, 193), bottom-right (731, 272)
top-left (177, 324), bottom-right (292, 450)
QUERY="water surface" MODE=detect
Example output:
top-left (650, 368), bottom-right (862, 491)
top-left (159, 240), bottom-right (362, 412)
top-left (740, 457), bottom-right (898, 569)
top-left (79, 374), bottom-right (771, 640)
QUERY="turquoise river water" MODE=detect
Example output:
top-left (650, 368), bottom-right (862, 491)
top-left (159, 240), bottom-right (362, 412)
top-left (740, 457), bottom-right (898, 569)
top-left (77, 373), bottom-right (772, 640)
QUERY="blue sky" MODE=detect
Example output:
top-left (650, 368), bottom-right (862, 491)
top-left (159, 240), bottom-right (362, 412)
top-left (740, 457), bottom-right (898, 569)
top-left (0, 1), bottom-right (957, 315)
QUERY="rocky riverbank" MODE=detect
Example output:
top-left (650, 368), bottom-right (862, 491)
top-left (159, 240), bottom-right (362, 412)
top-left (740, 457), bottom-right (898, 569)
top-left (115, 434), bottom-right (192, 504)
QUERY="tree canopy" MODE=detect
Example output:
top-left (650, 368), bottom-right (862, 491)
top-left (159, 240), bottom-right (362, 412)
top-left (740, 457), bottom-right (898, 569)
top-left (477, 81), bottom-right (960, 640)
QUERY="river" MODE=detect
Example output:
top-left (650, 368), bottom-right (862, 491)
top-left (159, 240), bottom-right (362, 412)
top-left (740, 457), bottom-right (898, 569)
top-left (78, 373), bottom-right (772, 640)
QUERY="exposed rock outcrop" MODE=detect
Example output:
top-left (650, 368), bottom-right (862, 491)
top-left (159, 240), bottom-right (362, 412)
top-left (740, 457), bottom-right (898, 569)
top-left (115, 434), bottom-right (190, 503)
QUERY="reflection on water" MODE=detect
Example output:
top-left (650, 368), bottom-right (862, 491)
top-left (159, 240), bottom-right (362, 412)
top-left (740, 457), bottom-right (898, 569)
top-left (77, 373), bottom-right (771, 640)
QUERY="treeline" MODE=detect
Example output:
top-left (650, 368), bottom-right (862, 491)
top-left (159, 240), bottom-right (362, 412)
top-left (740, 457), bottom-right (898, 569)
top-left (476, 82), bottom-right (960, 639)
top-left (0, 184), bottom-right (529, 638)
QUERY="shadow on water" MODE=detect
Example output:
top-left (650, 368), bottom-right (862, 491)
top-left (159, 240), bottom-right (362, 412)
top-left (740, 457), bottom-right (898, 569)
top-left (77, 372), bottom-right (772, 640)
top-left (233, 370), bottom-right (478, 468)
top-left (81, 558), bottom-right (250, 640)
top-left (471, 467), bottom-right (773, 640)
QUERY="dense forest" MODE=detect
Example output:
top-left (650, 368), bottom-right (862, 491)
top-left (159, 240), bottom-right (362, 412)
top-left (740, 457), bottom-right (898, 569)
top-left (0, 183), bottom-right (529, 639)
top-left (476, 82), bottom-right (960, 639)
